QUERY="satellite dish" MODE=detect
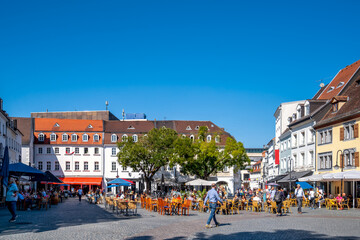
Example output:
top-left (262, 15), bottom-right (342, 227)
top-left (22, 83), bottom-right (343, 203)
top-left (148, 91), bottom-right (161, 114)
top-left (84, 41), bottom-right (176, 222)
top-left (320, 83), bottom-right (325, 88)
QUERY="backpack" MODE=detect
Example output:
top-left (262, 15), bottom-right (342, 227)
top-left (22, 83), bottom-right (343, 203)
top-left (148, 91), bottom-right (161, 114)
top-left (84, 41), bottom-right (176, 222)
top-left (274, 191), bottom-right (282, 203)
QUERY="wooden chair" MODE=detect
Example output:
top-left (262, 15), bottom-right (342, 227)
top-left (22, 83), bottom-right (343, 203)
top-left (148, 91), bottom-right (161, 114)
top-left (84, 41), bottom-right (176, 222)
top-left (326, 199), bottom-right (337, 210)
top-left (230, 200), bottom-right (239, 214)
top-left (281, 200), bottom-right (291, 214)
top-left (39, 196), bottom-right (49, 210)
top-left (219, 202), bottom-right (227, 215)
top-left (270, 201), bottom-right (278, 214)
top-left (245, 200), bottom-right (252, 211)
top-left (340, 199), bottom-right (350, 210)
top-left (180, 199), bottom-right (191, 216)
top-left (357, 198), bottom-right (360, 209)
top-left (302, 198), bottom-right (310, 207)
top-left (290, 198), bottom-right (297, 206)
top-left (252, 201), bottom-right (261, 212)
top-left (128, 201), bottom-right (137, 215)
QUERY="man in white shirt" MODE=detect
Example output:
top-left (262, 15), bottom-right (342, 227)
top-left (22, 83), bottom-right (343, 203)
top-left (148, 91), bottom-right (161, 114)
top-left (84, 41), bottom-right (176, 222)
top-left (295, 184), bottom-right (305, 213)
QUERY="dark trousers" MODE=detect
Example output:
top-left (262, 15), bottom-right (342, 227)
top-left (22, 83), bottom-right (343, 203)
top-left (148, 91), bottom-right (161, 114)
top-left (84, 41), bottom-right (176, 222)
top-left (79, 194), bottom-right (82, 202)
top-left (297, 197), bottom-right (303, 212)
top-left (207, 203), bottom-right (219, 225)
top-left (276, 201), bottom-right (283, 215)
top-left (6, 201), bottom-right (17, 220)
top-left (310, 198), bottom-right (315, 208)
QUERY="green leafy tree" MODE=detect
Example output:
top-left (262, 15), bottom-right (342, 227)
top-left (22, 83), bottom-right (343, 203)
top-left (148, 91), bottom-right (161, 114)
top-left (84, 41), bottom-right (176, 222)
top-left (117, 127), bottom-right (178, 192)
top-left (175, 126), bottom-right (250, 180)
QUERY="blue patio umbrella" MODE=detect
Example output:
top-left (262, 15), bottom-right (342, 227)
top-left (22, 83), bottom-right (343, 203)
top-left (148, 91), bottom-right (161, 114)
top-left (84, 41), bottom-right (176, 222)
top-left (108, 178), bottom-right (131, 186)
top-left (107, 185), bottom-right (118, 188)
top-left (296, 182), bottom-right (313, 190)
top-left (0, 146), bottom-right (10, 187)
top-left (9, 162), bottom-right (45, 177)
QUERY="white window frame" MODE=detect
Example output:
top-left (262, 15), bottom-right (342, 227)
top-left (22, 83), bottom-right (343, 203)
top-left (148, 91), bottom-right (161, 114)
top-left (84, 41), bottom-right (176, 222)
top-left (112, 162), bottom-right (116, 171)
top-left (62, 133), bottom-right (68, 142)
top-left (84, 162), bottom-right (88, 170)
top-left (47, 161), bottom-right (51, 171)
top-left (75, 147), bottom-right (80, 154)
top-left (66, 161), bottom-right (70, 170)
top-left (50, 133), bottom-right (56, 142)
top-left (93, 134), bottom-right (99, 142)
top-left (111, 147), bottom-right (116, 156)
top-left (111, 134), bottom-right (117, 143)
top-left (38, 161), bottom-right (43, 170)
top-left (94, 162), bottom-right (99, 171)
top-left (54, 147), bottom-right (59, 154)
top-left (38, 147), bottom-right (43, 154)
top-left (94, 147), bottom-right (99, 155)
top-left (122, 134), bottom-right (128, 142)
top-left (38, 133), bottom-right (45, 142)
top-left (132, 134), bottom-right (138, 142)
top-left (75, 161), bottom-right (79, 171)
top-left (55, 161), bottom-right (59, 171)
top-left (190, 135), bottom-right (194, 142)
top-left (82, 134), bottom-right (89, 142)
top-left (46, 147), bottom-right (51, 154)
top-left (71, 134), bottom-right (78, 142)
top-left (206, 135), bottom-right (212, 142)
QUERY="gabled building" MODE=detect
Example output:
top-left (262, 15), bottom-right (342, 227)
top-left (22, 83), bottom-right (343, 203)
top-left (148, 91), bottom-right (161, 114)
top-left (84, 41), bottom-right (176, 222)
top-left (314, 72), bottom-right (360, 195)
top-left (33, 118), bottom-right (105, 191)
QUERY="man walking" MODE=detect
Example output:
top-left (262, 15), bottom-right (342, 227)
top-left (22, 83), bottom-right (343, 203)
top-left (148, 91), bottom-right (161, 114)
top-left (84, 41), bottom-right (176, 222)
top-left (204, 183), bottom-right (223, 228)
top-left (78, 188), bottom-right (83, 202)
top-left (6, 178), bottom-right (18, 222)
top-left (274, 186), bottom-right (285, 216)
top-left (295, 184), bottom-right (305, 214)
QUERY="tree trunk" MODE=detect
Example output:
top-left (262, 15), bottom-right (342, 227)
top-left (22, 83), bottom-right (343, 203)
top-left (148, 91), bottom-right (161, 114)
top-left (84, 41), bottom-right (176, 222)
top-left (145, 178), bottom-right (152, 194)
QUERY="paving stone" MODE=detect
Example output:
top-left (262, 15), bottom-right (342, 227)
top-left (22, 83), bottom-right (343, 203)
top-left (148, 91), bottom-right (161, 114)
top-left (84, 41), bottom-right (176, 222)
top-left (0, 198), bottom-right (359, 240)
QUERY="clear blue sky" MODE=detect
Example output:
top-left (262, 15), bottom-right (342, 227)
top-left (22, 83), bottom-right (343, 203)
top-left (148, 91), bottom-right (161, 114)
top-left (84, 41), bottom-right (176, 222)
top-left (1, 1), bottom-right (359, 148)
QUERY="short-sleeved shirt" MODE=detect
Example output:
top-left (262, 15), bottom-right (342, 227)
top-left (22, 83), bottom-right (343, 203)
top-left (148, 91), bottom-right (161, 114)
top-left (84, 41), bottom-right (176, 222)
top-left (6, 183), bottom-right (19, 202)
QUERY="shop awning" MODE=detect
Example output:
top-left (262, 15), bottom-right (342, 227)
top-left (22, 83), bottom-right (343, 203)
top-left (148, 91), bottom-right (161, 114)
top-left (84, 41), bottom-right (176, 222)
top-left (59, 177), bottom-right (102, 185)
top-left (267, 174), bottom-right (287, 183)
top-left (278, 170), bottom-right (313, 183)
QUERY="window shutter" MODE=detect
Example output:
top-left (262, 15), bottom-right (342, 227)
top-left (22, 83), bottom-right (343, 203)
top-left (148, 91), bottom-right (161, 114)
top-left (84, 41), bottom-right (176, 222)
top-left (354, 124), bottom-right (359, 138)
top-left (340, 127), bottom-right (344, 141)
top-left (340, 155), bottom-right (344, 168)
top-left (355, 152), bottom-right (359, 167)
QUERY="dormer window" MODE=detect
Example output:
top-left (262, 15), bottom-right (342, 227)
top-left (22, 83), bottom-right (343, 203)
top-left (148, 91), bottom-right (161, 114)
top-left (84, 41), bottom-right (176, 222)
top-left (128, 126), bottom-right (135, 129)
top-left (292, 113), bottom-right (297, 121)
top-left (82, 134), bottom-right (89, 142)
top-left (288, 117), bottom-right (292, 124)
top-left (62, 133), bottom-right (68, 142)
top-left (186, 126), bottom-right (192, 130)
top-left (327, 86), bottom-right (335, 93)
top-left (336, 82), bottom-right (344, 88)
top-left (122, 134), bottom-right (128, 142)
top-left (87, 124), bottom-right (93, 128)
top-left (71, 134), bottom-right (78, 142)
top-left (132, 134), bottom-right (138, 142)
top-left (111, 134), bottom-right (117, 143)
top-left (38, 133), bottom-right (45, 142)
top-left (93, 134), bottom-right (99, 142)
top-left (54, 123), bottom-right (60, 127)
top-left (332, 102), bottom-right (338, 112)
top-left (50, 133), bottom-right (56, 142)
top-left (195, 126), bottom-right (199, 130)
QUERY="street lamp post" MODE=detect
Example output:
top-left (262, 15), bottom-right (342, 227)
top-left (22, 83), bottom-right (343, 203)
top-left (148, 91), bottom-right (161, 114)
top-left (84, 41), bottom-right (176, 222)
top-left (287, 157), bottom-right (292, 192)
top-left (334, 149), bottom-right (350, 194)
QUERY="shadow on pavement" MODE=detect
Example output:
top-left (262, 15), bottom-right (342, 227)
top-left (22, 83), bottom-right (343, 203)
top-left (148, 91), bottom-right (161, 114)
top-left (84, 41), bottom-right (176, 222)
top-left (127, 229), bottom-right (358, 240)
top-left (0, 198), bottom-right (142, 237)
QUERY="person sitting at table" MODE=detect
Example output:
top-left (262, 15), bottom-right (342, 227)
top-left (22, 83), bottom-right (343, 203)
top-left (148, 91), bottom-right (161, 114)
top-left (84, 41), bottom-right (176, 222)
top-left (335, 194), bottom-right (343, 210)
top-left (253, 194), bottom-right (261, 203)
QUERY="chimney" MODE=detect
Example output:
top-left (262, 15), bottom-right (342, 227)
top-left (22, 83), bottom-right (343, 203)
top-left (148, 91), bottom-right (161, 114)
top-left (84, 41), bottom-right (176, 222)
top-left (13, 119), bottom-right (17, 130)
top-left (0, 98), bottom-right (3, 110)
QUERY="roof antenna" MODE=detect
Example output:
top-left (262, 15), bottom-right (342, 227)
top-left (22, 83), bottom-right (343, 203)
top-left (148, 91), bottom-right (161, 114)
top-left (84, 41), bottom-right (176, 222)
top-left (105, 101), bottom-right (109, 110)
top-left (122, 109), bottom-right (125, 121)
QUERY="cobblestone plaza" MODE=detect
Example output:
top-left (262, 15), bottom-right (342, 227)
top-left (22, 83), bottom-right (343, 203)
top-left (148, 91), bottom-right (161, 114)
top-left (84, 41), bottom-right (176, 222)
top-left (1, 198), bottom-right (359, 240)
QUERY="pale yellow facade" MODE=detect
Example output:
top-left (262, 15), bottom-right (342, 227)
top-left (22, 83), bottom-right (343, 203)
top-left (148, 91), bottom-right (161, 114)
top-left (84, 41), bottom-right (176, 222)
top-left (316, 117), bottom-right (360, 194)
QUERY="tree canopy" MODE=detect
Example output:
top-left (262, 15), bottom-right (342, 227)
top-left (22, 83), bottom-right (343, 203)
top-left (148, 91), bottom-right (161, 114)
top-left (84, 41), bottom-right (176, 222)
top-left (117, 127), bottom-right (178, 191)
top-left (174, 126), bottom-right (249, 179)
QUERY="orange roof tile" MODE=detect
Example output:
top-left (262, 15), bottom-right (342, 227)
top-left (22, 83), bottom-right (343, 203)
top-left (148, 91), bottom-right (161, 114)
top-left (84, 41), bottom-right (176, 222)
top-left (35, 118), bottom-right (103, 132)
top-left (317, 60), bottom-right (360, 100)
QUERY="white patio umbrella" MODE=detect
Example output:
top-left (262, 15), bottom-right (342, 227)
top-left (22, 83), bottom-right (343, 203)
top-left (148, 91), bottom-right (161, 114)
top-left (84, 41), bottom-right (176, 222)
top-left (185, 179), bottom-right (216, 186)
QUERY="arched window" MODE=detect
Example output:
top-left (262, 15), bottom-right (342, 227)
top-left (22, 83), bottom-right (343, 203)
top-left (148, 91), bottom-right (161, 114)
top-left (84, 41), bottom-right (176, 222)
top-left (82, 134), bottom-right (89, 142)
top-left (111, 134), bottom-right (117, 143)
top-left (206, 135), bottom-right (212, 142)
top-left (38, 133), bottom-right (45, 142)
top-left (182, 134), bottom-right (186, 138)
top-left (93, 134), bottom-right (99, 142)
top-left (71, 134), bottom-right (78, 142)
top-left (50, 133), bottom-right (57, 142)
top-left (132, 134), bottom-right (138, 142)
top-left (215, 135), bottom-right (220, 143)
top-left (122, 134), bottom-right (128, 142)
top-left (62, 133), bottom-right (68, 142)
